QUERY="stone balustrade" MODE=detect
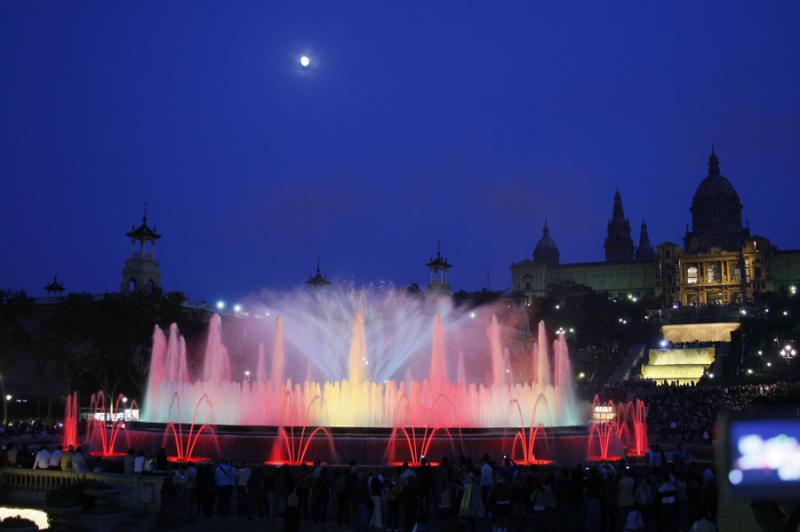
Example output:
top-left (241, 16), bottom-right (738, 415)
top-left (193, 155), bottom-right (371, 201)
top-left (0, 468), bottom-right (163, 513)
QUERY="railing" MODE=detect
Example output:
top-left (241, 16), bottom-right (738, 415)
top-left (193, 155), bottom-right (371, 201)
top-left (0, 468), bottom-right (164, 513)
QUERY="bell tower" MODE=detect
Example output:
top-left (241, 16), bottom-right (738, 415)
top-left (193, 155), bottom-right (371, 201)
top-left (426, 241), bottom-right (452, 295)
top-left (121, 205), bottom-right (162, 295)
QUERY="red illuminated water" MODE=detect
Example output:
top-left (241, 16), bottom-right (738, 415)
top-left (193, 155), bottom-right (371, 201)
top-left (586, 395), bottom-right (647, 461)
top-left (161, 393), bottom-right (219, 463)
top-left (86, 391), bottom-right (136, 458)
top-left (267, 426), bottom-right (337, 465)
top-left (62, 391), bottom-right (78, 449)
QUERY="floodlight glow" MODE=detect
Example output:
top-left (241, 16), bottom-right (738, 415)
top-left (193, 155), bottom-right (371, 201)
top-left (234, 304), bottom-right (242, 313)
top-left (300, 55), bottom-right (311, 67)
top-left (216, 300), bottom-right (225, 310)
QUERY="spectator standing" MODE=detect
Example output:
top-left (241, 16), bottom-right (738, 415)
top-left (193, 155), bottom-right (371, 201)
top-left (479, 455), bottom-right (494, 505)
top-left (214, 459), bottom-right (236, 517)
top-left (124, 449), bottom-right (135, 474)
top-left (236, 462), bottom-right (252, 516)
top-left (617, 467), bottom-right (636, 528)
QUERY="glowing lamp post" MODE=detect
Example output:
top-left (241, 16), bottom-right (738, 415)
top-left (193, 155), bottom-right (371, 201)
top-left (780, 344), bottom-right (797, 367)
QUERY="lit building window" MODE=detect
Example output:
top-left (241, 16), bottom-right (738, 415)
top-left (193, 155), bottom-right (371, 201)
top-left (687, 266), bottom-right (698, 284)
top-left (732, 264), bottom-right (742, 282)
top-left (707, 263), bottom-right (721, 283)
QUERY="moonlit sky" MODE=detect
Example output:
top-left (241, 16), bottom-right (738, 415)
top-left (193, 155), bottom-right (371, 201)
top-left (1, 1), bottom-right (799, 302)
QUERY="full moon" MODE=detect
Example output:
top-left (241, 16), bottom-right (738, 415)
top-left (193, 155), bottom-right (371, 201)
top-left (300, 55), bottom-right (311, 67)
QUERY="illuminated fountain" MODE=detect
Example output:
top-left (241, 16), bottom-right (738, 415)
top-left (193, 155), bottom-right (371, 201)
top-left (87, 391), bottom-right (136, 458)
top-left (161, 393), bottom-right (219, 463)
top-left (616, 399), bottom-right (648, 457)
top-left (134, 287), bottom-right (586, 464)
top-left (143, 288), bottom-right (579, 429)
top-left (587, 396), bottom-right (648, 461)
top-left (267, 426), bottom-right (337, 465)
top-left (62, 391), bottom-right (79, 449)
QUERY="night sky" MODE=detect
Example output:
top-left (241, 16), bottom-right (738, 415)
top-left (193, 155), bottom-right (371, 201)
top-left (2, 1), bottom-right (798, 303)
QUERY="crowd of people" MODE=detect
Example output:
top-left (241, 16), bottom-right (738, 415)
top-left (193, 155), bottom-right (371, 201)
top-left (603, 381), bottom-right (800, 444)
top-left (1, 443), bottom-right (90, 472)
top-left (150, 455), bottom-right (720, 532)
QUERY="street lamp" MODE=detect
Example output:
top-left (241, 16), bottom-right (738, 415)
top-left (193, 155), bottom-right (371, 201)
top-left (780, 344), bottom-right (797, 362)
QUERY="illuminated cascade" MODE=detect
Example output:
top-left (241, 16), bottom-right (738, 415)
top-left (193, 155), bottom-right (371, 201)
top-left (267, 426), bottom-right (337, 465)
top-left (641, 347), bottom-right (715, 385)
top-left (87, 391), bottom-right (136, 458)
top-left (62, 391), bottom-right (79, 448)
top-left (162, 393), bottom-right (219, 463)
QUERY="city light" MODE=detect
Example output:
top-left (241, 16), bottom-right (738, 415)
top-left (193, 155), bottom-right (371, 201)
top-left (216, 300), bottom-right (225, 310)
top-left (767, 362), bottom-right (772, 367)
top-left (758, 350), bottom-right (763, 356)
top-left (555, 304), bottom-right (560, 310)
top-left (233, 304), bottom-right (242, 313)
top-left (780, 345), bottom-right (797, 360)
top-left (659, 339), bottom-right (667, 348)
top-left (469, 311), bottom-right (476, 319)
top-left (300, 55), bottom-right (311, 67)
top-left (740, 308), bottom-right (747, 316)
top-left (708, 372), bottom-right (715, 379)
top-left (791, 285), bottom-right (797, 296)
top-left (784, 310), bottom-right (790, 316)
top-left (4, 395), bottom-right (11, 401)
top-left (122, 396), bottom-right (128, 404)
top-left (244, 370), bottom-right (251, 378)
top-left (746, 368), bottom-right (754, 375)
top-left (578, 372), bottom-right (586, 379)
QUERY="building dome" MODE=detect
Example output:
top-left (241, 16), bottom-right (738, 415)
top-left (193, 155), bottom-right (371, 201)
top-left (534, 221), bottom-right (560, 266)
top-left (690, 148), bottom-right (743, 235)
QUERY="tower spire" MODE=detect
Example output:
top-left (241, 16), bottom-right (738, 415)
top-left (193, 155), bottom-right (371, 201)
top-left (605, 189), bottom-right (634, 262)
top-left (708, 145), bottom-right (720, 176)
top-left (636, 219), bottom-right (654, 260)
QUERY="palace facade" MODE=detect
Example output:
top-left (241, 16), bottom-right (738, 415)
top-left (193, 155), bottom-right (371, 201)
top-left (511, 149), bottom-right (800, 307)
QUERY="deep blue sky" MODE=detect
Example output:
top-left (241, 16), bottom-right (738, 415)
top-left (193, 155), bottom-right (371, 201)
top-left (2, 1), bottom-right (798, 303)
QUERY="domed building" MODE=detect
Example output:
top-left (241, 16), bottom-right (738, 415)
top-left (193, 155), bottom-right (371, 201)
top-left (511, 148), bottom-right (800, 307)
top-left (533, 221), bottom-right (560, 266)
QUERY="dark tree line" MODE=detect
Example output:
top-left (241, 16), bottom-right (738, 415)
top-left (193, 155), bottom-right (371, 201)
top-left (0, 289), bottom-right (207, 422)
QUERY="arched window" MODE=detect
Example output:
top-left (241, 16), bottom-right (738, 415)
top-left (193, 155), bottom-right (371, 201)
top-left (687, 266), bottom-right (698, 284)
top-left (127, 279), bottom-right (137, 293)
top-left (146, 279), bottom-right (156, 294)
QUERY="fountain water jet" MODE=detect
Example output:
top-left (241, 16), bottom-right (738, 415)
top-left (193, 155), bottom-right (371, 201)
top-left (62, 392), bottom-right (79, 449)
